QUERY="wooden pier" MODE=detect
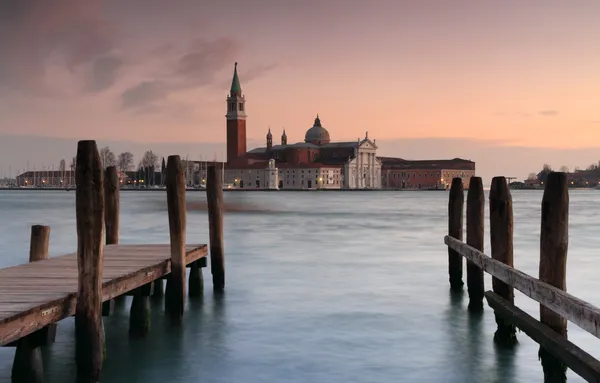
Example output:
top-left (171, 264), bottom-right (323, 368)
top-left (0, 244), bottom-right (207, 346)
top-left (0, 140), bottom-right (226, 383)
top-left (445, 173), bottom-right (600, 383)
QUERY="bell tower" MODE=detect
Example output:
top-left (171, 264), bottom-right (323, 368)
top-left (226, 62), bottom-right (247, 163)
top-left (266, 128), bottom-right (273, 151)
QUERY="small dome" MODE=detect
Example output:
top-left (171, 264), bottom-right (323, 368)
top-left (304, 115), bottom-right (330, 145)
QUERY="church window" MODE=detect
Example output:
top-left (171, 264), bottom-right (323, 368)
top-left (230, 103), bottom-right (235, 111)
top-left (239, 103), bottom-right (244, 111)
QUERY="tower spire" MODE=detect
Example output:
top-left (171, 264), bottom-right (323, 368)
top-left (230, 62), bottom-right (242, 95)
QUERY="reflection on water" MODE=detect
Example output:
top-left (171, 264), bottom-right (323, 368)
top-left (0, 190), bottom-right (598, 382)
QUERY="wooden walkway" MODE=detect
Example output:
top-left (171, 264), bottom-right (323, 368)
top-left (0, 244), bottom-right (207, 346)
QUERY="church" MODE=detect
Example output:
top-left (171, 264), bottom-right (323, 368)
top-left (223, 63), bottom-right (382, 190)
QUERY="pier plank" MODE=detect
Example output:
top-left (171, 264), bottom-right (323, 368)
top-left (0, 243), bottom-right (207, 346)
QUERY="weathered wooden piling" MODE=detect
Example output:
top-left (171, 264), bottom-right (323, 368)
top-left (11, 225), bottom-right (52, 383)
top-left (152, 279), bottom-right (164, 298)
top-left (539, 172), bottom-right (569, 381)
top-left (129, 283), bottom-right (152, 338)
top-left (165, 155), bottom-right (186, 322)
top-left (188, 261), bottom-right (204, 297)
top-left (466, 176), bottom-right (485, 312)
top-left (489, 176), bottom-right (517, 346)
top-left (104, 166), bottom-right (121, 311)
top-left (75, 140), bottom-right (105, 383)
top-left (207, 165), bottom-right (225, 292)
top-left (448, 178), bottom-right (464, 291)
top-left (104, 166), bottom-right (119, 245)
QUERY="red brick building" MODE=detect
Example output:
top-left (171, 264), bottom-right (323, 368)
top-left (380, 157), bottom-right (476, 189)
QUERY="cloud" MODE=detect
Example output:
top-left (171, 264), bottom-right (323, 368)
top-left (539, 109), bottom-right (558, 117)
top-left (171, 37), bottom-right (241, 89)
top-left (0, 0), bottom-right (118, 95)
top-left (121, 37), bottom-right (276, 111)
top-left (85, 55), bottom-right (123, 92)
top-left (121, 81), bottom-right (168, 109)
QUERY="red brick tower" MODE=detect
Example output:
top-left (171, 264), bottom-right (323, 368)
top-left (226, 62), bottom-right (247, 163)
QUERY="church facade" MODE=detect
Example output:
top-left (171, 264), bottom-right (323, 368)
top-left (224, 63), bottom-right (382, 190)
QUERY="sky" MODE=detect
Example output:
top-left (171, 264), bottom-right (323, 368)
top-left (1, 0), bottom-right (600, 183)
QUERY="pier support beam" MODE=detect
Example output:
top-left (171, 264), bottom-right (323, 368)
top-left (75, 140), bottom-right (105, 383)
top-left (165, 155), bottom-right (186, 322)
top-left (489, 177), bottom-right (517, 346)
top-left (539, 172), bottom-right (569, 382)
top-left (188, 260), bottom-right (204, 297)
top-left (466, 176), bottom-right (485, 312)
top-left (207, 165), bottom-right (225, 292)
top-left (447, 178), bottom-right (464, 291)
top-left (12, 225), bottom-right (52, 383)
top-left (152, 279), bottom-right (164, 299)
top-left (129, 283), bottom-right (152, 338)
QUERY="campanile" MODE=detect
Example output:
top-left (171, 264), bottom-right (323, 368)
top-left (226, 62), bottom-right (247, 163)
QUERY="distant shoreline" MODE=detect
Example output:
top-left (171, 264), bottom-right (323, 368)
top-left (0, 187), bottom-right (449, 192)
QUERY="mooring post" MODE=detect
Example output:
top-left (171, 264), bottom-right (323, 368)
top-left (11, 225), bottom-right (53, 383)
top-left (75, 140), bottom-right (105, 383)
top-left (466, 176), bottom-right (485, 312)
top-left (104, 166), bottom-right (121, 311)
top-left (104, 166), bottom-right (119, 245)
top-left (207, 165), bottom-right (225, 292)
top-left (448, 177), bottom-right (464, 291)
top-left (539, 171), bottom-right (569, 381)
top-left (165, 155), bottom-right (186, 322)
top-left (489, 176), bottom-right (517, 346)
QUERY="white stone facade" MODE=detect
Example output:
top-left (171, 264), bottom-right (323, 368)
top-left (225, 165), bottom-right (343, 190)
top-left (343, 139), bottom-right (382, 189)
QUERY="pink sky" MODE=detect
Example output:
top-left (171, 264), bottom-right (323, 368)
top-left (1, 0), bottom-right (600, 181)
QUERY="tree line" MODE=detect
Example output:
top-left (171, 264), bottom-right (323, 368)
top-left (63, 147), bottom-right (160, 173)
top-left (529, 161), bottom-right (600, 182)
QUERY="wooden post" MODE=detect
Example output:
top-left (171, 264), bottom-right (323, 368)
top-left (165, 155), bottom-right (186, 322)
top-left (539, 171), bottom-right (569, 381)
top-left (129, 283), bottom-right (152, 338)
top-left (188, 261), bottom-right (204, 297)
top-left (448, 178), bottom-right (464, 291)
top-left (104, 166), bottom-right (119, 245)
top-left (12, 225), bottom-right (52, 383)
top-left (489, 176), bottom-right (517, 346)
top-left (152, 279), bottom-right (164, 299)
top-left (207, 165), bottom-right (225, 292)
top-left (466, 176), bottom-right (485, 311)
top-left (75, 140), bottom-right (105, 383)
top-left (104, 166), bottom-right (121, 309)
top-left (30, 225), bottom-right (50, 262)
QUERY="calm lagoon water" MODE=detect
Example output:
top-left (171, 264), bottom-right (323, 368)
top-left (0, 189), bottom-right (599, 382)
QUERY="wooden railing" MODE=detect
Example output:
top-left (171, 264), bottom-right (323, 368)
top-left (445, 173), bottom-right (600, 383)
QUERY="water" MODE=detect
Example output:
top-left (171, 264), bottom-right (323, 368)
top-left (0, 189), bottom-right (599, 382)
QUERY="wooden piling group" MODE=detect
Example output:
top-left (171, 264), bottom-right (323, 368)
top-left (4, 140), bottom-right (225, 383)
top-left (444, 172), bottom-right (599, 382)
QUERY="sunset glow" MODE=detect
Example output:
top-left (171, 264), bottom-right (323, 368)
top-left (1, 0), bottom-right (599, 181)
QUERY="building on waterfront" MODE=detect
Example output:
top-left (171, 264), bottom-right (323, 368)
top-left (379, 157), bottom-right (476, 190)
top-left (223, 63), bottom-right (382, 190)
top-left (222, 63), bottom-right (474, 190)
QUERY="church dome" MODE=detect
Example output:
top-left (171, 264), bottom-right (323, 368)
top-left (304, 115), bottom-right (331, 145)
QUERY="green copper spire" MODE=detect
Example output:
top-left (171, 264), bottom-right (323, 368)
top-left (230, 62), bottom-right (241, 95)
